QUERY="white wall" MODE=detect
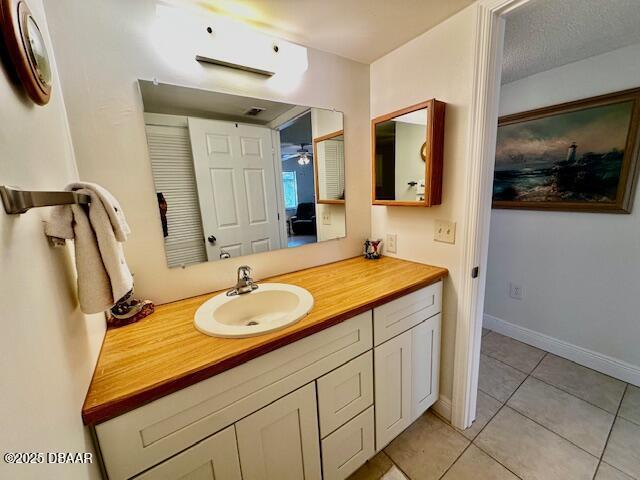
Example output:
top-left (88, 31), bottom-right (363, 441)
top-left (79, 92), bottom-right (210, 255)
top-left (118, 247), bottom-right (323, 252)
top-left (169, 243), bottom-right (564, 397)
top-left (485, 43), bottom-right (640, 370)
top-left (44, 0), bottom-right (370, 305)
top-left (0, 1), bottom-right (104, 478)
top-left (370, 4), bottom-right (478, 400)
top-left (395, 122), bottom-right (426, 201)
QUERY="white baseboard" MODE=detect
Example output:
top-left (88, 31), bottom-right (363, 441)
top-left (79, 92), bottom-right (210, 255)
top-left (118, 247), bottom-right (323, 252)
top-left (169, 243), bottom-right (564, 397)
top-left (432, 395), bottom-right (452, 421)
top-left (484, 314), bottom-right (640, 387)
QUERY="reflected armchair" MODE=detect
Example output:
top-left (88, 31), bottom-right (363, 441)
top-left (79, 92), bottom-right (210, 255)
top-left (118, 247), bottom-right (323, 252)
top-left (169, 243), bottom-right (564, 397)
top-left (290, 202), bottom-right (317, 235)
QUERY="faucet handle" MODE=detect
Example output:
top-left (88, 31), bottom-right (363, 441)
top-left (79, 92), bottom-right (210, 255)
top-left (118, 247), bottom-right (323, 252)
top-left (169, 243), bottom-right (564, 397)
top-left (238, 265), bottom-right (252, 280)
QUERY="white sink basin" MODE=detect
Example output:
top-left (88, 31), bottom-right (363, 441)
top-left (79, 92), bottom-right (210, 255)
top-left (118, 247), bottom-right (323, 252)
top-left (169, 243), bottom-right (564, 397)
top-left (194, 283), bottom-right (314, 338)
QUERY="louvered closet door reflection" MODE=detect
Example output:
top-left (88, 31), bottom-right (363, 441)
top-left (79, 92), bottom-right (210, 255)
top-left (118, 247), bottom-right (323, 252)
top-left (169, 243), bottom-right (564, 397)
top-left (146, 124), bottom-right (207, 267)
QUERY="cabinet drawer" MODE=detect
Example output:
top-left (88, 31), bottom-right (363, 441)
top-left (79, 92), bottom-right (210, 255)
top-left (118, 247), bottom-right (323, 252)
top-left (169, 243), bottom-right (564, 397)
top-left (317, 351), bottom-right (373, 438)
top-left (134, 425), bottom-right (241, 480)
top-left (373, 281), bottom-right (442, 346)
top-left (321, 406), bottom-right (375, 480)
top-left (96, 311), bottom-right (372, 480)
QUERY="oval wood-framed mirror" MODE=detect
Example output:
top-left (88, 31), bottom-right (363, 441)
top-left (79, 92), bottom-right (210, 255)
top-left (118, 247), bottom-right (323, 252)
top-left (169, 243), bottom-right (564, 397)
top-left (0, 0), bottom-right (52, 105)
top-left (371, 99), bottom-right (445, 206)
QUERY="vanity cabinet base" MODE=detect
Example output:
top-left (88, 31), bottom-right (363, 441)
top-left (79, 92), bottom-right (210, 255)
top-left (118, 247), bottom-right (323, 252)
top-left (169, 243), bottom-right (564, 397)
top-left (95, 281), bottom-right (442, 479)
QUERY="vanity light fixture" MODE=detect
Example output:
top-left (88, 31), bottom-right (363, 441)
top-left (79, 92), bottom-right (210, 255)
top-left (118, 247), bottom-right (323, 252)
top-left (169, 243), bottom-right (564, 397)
top-left (194, 15), bottom-right (306, 78)
top-left (196, 54), bottom-right (275, 77)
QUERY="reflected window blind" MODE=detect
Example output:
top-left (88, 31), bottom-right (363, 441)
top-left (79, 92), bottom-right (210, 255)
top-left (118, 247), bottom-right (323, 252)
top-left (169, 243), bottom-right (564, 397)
top-left (145, 124), bottom-right (207, 267)
top-left (323, 140), bottom-right (345, 199)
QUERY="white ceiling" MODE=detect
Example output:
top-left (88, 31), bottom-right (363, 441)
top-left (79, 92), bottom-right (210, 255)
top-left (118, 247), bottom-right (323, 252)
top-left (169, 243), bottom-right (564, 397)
top-left (502, 0), bottom-right (640, 84)
top-left (194, 0), bottom-right (476, 63)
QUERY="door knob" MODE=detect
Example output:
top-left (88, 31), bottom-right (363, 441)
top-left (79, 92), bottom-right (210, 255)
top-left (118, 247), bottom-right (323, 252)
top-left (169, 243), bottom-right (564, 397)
top-left (207, 235), bottom-right (217, 244)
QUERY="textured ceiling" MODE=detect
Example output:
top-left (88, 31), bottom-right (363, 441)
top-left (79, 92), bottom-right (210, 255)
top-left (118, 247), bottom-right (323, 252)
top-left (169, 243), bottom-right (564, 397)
top-left (192, 0), bottom-right (475, 63)
top-left (502, 0), bottom-right (640, 84)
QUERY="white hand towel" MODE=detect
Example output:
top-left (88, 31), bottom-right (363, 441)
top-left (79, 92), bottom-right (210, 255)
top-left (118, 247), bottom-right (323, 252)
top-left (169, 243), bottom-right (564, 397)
top-left (45, 182), bottom-right (133, 314)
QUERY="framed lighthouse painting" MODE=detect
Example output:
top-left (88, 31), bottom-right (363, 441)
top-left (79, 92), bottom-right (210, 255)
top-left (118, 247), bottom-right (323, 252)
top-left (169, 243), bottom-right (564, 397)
top-left (492, 88), bottom-right (640, 213)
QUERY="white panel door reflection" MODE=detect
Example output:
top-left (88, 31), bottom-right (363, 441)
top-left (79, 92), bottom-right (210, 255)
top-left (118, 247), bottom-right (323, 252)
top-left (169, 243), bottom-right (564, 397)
top-left (189, 118), bottom-right (282, 261)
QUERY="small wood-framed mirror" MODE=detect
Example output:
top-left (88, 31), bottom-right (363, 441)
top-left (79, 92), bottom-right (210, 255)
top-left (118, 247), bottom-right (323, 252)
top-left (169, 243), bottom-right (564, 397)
top-left (314, 129), bottom-right (345, 204)
top-left (371, 99), bottom-right (445, 206)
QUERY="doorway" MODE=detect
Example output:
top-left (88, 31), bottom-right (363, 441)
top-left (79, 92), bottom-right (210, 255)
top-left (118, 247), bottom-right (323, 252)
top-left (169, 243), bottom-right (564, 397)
top-left (278, 111), bottom-right (318, 247)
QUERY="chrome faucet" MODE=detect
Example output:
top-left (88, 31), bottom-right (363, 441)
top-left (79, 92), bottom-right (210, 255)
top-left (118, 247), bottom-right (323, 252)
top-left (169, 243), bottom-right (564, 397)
top-left (227, 265), bottom-right (259, 296)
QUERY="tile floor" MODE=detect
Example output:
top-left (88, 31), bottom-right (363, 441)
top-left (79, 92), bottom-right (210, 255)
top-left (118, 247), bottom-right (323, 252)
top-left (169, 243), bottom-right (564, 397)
top-left (349, 329), bottom-right (640, 480)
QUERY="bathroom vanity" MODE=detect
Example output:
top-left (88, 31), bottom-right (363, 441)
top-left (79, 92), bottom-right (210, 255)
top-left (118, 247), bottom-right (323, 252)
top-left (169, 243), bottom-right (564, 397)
top-left (83, 257), bottom-right (447, 479)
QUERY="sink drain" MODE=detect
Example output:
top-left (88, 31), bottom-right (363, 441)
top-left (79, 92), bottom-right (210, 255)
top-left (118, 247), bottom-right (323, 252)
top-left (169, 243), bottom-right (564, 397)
top-left (246, 321), bottom-right (259, 326)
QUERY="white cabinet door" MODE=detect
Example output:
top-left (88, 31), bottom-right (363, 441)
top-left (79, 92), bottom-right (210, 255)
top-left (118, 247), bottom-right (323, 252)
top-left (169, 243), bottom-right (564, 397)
top-left (411, 314), bottom-right (441, 421)
top-left (236, 383), bottom-right (321, 480)
top-left (135, 425), bottom-right (241, 480)
top-left (374, 329), bottom-right (412, 450)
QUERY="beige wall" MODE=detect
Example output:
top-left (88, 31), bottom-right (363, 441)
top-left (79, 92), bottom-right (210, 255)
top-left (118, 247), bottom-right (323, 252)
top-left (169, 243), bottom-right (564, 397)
top-left (0, 1), bottom-right (104, 478)
top-left (45, 0), bottom-right (370, 305)
top-left (370, 4), bottom-right (477, 401)
top-left (395, 122), bottom-right (427, 202)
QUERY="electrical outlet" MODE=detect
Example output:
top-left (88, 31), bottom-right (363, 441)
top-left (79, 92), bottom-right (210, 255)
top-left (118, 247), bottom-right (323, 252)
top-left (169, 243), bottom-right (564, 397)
top-left (434, 220), bottom-right (456, 244)
top-left (509, 282), bottom-right (523, 300)
top-left (322, 211), bottom-right (331, 225)
top-left (386, 233), bottom-right (397, 253)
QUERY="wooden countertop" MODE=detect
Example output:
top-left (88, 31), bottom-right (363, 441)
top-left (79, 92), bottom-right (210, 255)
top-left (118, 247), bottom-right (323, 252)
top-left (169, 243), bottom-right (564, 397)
top-left (82, 256), bottom-right (447, 425)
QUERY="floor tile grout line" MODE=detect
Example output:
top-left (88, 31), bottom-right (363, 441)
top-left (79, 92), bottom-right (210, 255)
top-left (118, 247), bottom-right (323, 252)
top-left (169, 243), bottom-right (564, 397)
top-left (384, 417), bottom-right (466, 480)
top-left (471, 354), bottom-right (533, 480)
top-left (528, 374), bottom-right (623, 416)
top-left (499, 352), bottom-right (610, 462)
top-left (592, 383), bottom-right (629, 480)
top-left (477, 386), bottom-right (507, 405)
top-left (475, 334), bottom-right (633, 479)
top-left (617, 412), bottom-right (640, 428)
top-left (478, 351), bottom-right (547, 405)
top-left (435, 441), bottom-right (474, 480)
top-left (504, 403), bottom-right (603, 460)
top-left (458, 356), bottom-right (542, 480)
top-left (596, 461), bottom-right (637, 480)
top-left (481, 350), bottom-right (541, 376)
top-left (466, 399), bottom-right (525, 478)
top-left (386, 453), bottom-right (412, 480)
top-left (437, 406), bottom-right (524, 480)
top-left (472, 439), bottom-right (524, 480)
top-left (485, 329), bottom-right (629, 393)
top-left (483, 341), bottom-right (625, 416)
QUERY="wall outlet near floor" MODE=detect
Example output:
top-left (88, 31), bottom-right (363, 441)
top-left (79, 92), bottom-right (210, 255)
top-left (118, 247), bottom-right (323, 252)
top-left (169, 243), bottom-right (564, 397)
top-left (322, 211), bottom-right (331, 225)
top-left (386, 233), bottom-right (397, 253)
top-left (509, 282), bottom-right (523, 300)
top-left (434, 219), bottom-right (456, 244)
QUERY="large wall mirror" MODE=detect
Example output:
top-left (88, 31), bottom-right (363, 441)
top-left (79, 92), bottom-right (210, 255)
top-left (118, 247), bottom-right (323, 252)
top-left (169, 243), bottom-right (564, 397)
top-left (372, 99), bottom-right (445, 206)
top-left (139, 80), bottom-right (346, 268)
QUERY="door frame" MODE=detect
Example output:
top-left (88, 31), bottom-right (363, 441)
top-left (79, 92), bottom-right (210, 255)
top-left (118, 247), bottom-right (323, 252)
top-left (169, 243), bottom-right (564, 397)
top-left (271, 129), bottom-right (288, 248)
top-left (451, 0), bottom-right (534, 429)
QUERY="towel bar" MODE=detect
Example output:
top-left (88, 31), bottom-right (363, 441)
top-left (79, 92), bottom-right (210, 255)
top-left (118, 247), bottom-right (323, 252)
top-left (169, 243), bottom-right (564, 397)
top-left (0, 185), bottom-right (91, 215)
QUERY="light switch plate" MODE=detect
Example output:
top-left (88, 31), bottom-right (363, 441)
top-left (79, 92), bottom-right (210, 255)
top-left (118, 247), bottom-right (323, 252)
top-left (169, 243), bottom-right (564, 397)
top-left (434, 220), bottom-right (456, 244)
top-left (386, 233), bottom-right (397, 253)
